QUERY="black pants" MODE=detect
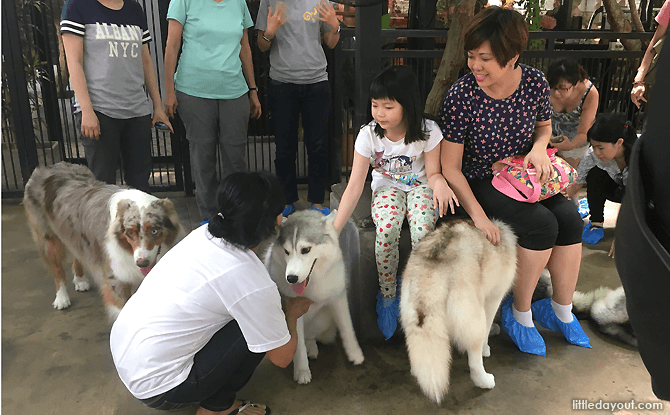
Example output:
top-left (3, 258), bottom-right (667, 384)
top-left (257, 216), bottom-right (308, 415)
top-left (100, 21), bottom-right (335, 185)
top-left (75, 111), bottom-right (152, 193)
top-left (269, 79), bottom-right (331, 205)
top-left (469, 178), bottom-right (583, 250)
top-left (139, 321), bottom-right (265, 412)
top-left (586, 167), bottom-right (624, 223)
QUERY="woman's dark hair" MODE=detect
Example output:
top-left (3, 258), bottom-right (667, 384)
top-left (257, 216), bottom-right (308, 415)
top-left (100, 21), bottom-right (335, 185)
top-left (464, 6), bottom-right (528, 68)
top-left (546, 58), bottom-right (589, 88)
top-left (587, 113), bottom-right (638, 165)
top-left (367, 65), bottom-right (428, 144)
top-left (207, 171), bottom-right (285, 250)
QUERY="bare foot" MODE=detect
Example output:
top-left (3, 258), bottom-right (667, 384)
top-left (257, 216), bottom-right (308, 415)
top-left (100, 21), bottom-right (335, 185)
top-left (195, 400), bottom-right (268, 415)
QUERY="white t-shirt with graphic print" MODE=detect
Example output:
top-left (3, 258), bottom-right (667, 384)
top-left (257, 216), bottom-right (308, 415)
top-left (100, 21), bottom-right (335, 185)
top-left (354, 119), bottom-right (443, 193)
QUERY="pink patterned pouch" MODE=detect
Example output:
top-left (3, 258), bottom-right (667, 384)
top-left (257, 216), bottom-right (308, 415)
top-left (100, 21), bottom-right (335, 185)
top-left (491, 148), bottom-right (578, 203)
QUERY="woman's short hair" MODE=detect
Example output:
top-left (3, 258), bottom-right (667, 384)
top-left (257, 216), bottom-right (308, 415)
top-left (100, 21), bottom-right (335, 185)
top-left (546, 58), bottom-right (589, 88)
top-left (207, 171), bottom-right (285, 250)
top-left (464, 6), bottom-right (529, 68)
top-left (367, 65), bottom-right (428, 145)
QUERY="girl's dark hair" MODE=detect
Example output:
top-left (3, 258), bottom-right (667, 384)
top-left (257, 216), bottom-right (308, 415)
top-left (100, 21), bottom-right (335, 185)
top-left (546, 58), bottom-right (589, 88)
top-left (207, 171), bottom-right (285, 250)
top-left (367, 65), bottom-right (428, 144)
top-left (587, 113), bottom-right (638, 165)
top-left (464, 6), bottom-right (528, 68)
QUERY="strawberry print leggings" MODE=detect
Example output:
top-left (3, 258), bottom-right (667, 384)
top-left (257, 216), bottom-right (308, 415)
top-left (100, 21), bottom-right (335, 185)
top-left (371, 185), bottom-right (438, 298)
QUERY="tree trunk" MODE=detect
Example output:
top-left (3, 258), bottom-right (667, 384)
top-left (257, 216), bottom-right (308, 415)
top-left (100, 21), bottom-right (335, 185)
top-left (603, 0), bottom-right (642, 50)
top-left (627, 0), bottom-right (645, 33)
top-left (424, 0), bottom-right (478, 116)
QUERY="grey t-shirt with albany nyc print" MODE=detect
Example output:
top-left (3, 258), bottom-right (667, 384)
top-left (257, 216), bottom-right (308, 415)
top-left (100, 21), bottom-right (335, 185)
top-left (60, 0), bottom-right (152, 119)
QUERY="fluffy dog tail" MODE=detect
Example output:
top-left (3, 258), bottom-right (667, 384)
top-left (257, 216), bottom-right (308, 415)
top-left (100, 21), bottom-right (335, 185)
top-left (400, 279), bottom-right (451, 405)
top-left (573, 286), bottom-right (614, 315)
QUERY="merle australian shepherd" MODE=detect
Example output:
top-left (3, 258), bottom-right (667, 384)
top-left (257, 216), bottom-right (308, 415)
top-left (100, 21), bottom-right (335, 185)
top-left (23, 162), bottom-right (184, 321)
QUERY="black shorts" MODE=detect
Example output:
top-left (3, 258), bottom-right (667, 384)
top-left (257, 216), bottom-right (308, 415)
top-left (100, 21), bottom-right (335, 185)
top-left (469, 178), bottom-right (583, 250)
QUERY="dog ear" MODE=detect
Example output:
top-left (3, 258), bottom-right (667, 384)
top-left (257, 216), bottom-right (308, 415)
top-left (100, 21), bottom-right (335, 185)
top-left (108, 200), bottom-right (134, 251)
top-left (158, 198), bottom-right (184, 246)
top-left (113, 200), bottom-right (133, 232)
top-left (323, 208), bottom-right (338, 225)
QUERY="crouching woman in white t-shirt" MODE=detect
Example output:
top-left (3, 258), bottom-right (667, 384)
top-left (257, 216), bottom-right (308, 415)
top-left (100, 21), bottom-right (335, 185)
top-left (110, 171), bottom-right (311, 415)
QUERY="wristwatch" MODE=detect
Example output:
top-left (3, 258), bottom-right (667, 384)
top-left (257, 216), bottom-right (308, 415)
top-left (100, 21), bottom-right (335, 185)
top-left (249, 87), bottom-right (258, 91)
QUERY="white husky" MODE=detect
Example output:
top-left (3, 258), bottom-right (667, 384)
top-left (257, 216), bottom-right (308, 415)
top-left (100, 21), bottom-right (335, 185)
top-left (400, 218), bottom-right (518, 404)
top-left (264, 210), bottom-right (365, 384)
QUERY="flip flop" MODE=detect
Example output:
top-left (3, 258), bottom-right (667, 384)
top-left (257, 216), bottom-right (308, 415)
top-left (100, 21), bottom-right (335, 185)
top-left (234, 401), bottom-right (271, 414)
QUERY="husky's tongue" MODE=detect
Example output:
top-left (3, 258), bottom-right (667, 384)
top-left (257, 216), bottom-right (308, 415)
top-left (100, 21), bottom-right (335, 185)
top-left (140, 263), bottom-right (155, 277)
top-left (293, 280), bottom-right (307, 295)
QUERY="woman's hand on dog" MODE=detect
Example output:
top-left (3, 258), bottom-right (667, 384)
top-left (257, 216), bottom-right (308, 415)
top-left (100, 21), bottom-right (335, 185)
top-left (473, 214), bottom-right (501, 246)
top-left (284, 296), bottom-right (313, 321)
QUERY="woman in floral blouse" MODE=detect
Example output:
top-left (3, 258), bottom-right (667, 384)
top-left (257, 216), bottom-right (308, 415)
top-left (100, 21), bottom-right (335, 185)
top-left (439, 6), bottom-right (589, 357)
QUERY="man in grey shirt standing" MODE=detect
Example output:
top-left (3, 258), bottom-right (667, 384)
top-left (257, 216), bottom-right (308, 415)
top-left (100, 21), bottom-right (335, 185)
top-left (256, 0), bottom-right (341, 217)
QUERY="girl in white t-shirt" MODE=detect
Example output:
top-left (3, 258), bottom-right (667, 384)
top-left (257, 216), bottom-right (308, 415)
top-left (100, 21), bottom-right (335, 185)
top-left (333, 65), bottom-right (458, 339)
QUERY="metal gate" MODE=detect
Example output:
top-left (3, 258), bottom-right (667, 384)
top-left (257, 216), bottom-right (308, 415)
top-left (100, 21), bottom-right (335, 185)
top-left (1, 0), bottom-right (329, 198)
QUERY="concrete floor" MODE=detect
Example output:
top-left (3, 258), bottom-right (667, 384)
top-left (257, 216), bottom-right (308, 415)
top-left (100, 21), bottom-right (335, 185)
top-left (2, 190), bottom-right (668, 415)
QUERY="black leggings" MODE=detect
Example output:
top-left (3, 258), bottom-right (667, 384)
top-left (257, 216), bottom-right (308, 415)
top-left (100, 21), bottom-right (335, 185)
top-left (469, 178), bottom-right (583, 250)
top-left (139, 320), bottom-right (265, 412)
top-left (586, 167), bottom-right (624, 223)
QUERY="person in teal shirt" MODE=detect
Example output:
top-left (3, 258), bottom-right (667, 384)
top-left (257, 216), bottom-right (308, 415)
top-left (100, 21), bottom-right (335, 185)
top-left (164, 0), bottom-right (261, 223)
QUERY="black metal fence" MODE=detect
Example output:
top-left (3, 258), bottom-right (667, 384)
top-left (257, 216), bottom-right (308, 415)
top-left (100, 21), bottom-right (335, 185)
top-left (1, 0), bottom-right (653, 197)
top-left (337, 24), bottom-right (652, 178)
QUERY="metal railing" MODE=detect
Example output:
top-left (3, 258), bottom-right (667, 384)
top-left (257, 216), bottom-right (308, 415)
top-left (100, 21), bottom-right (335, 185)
top-left (1, 0), bottom-right (653, 197)
top-left (335, 25), bottom-right (652, 178)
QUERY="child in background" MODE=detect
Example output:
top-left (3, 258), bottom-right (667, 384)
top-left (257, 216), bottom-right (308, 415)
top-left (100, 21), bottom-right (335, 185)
top-left (567, 113), bottom-right (638, 253)
top-left (333, 65), bottom-right (458, 339)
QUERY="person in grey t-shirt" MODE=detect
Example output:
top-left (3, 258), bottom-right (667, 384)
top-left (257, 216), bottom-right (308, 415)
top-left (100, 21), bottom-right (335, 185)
top-left (60, 0), bottom-right (172, 192)
top-left (256, 0), bottom-right (341, 217)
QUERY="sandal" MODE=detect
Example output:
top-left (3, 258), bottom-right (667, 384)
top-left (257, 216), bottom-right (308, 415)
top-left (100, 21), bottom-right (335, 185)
top-left (234, 401), bottom-right (271, 415)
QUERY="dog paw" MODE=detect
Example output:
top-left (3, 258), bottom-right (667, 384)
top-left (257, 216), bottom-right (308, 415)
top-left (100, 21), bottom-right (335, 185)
top-left (347, 347), bottom-right (365, 365)
top-left (482, 343), bottom-right (491, 358)
top-left (306, 340), bottom-right (319, 359)
top-left (53, 287), bottom-right (71, 309)
top-left (489, 323), bottom-right (500, 337)
top-left (294, 369), bottom-right (312, 384)
top-left (73, 276), bottom-right (90, 292)
top-left (53, 296), bottom-right (72, 310)
top-left (471, 372), bottom-right (495, 389)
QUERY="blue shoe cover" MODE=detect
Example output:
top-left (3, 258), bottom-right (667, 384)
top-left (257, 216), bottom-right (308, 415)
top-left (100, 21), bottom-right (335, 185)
top-left (282, 204), bottom-right (295, 217)
top-left (200, 219), bottom-right (209, 226)
top-left (376, 291), bottom-right (399, 340)
top-left (582, 222), bottom-right (604, 245)
top-left (531, 298), bottom-right (591, 348)
top-left (577, 198), bottom-right (590, 218)
top-left (310, 204), bottom-right (331, 215)
top-left (500, 296), bottom-right (546, 356)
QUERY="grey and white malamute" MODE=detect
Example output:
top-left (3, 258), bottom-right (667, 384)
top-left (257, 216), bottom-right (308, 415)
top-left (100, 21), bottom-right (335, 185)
top-left (400, 219), bottom-right (518, 404)
top-left (264, 210), bottom-right (364, 384)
